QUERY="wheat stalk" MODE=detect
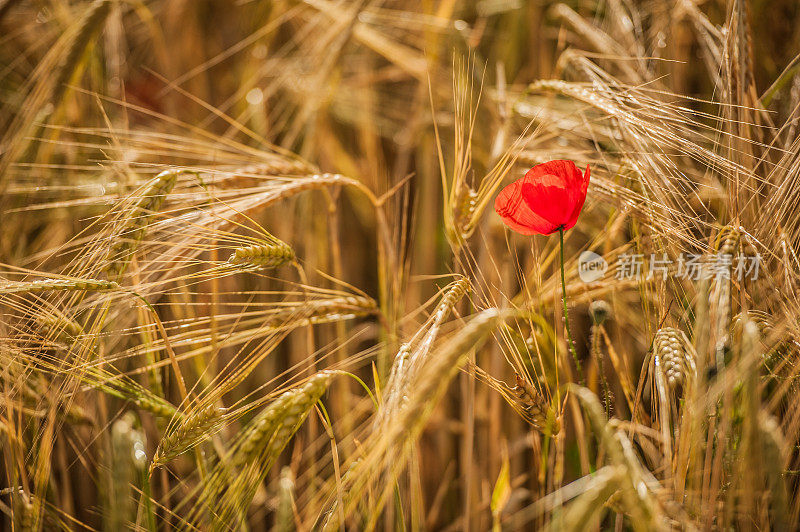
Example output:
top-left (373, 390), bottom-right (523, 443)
top-left (105, 413), bottom-right (147, 530)
top-left (246, 296), bottom-right (378, 332)
top-left (274, 467), bottom-right (297, 532)
top-left (759, 413), bottom-right (789, 528)
top-left (229, 159), bottom-right (316, 178)
top-left (232, 372), bottom-right (334, 467)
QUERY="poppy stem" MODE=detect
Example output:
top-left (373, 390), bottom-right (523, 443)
top-left (558, 227), bottom-right (582, 379)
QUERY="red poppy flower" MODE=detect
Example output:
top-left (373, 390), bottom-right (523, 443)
top-left (494, 160), bottom-right (590, 235)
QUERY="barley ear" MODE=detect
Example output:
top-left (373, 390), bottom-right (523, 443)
top-left (51, 0), bottom-right (112, 106)
top-left (190, 371), bottom-right (334, 529)
top-left (105, 169), bottom-right (187, 280)
top-left (0, 278), bottom-right (119, 295)
top-left (227, 241), bottom-right (295, 269)
top-left (152, 404), bottom-right (227, 467)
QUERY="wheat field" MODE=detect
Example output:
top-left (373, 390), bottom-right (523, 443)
top-left (2, 0), bottom-right (800, 530)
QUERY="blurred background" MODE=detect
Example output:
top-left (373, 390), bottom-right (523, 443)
top-left (3, 0), bottom-right (800, 530)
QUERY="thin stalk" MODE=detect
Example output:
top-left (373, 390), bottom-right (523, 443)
top-left (558, 228), bottom-right (582, 379)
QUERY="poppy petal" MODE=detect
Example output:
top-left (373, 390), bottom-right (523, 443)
top-left (494, 178), bottom-right (559, 235)
top-left (528, 160), bottom-right (582, 187)
top-left (564, 165), bottom-right (590, 229)
top-left (521, 180), bottom-right (575, 228)
top-left (524, 165), bottom-right (568, 189)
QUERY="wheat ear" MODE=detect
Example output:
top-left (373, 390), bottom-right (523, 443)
top-left (654, 327), bottom-right (697, 390)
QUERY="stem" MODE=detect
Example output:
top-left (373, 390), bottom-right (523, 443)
top-left (558, 227), bottom-right (582, 379)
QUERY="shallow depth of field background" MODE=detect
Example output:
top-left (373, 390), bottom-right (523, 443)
top-left (2, 0), bottom-right (800, 530)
